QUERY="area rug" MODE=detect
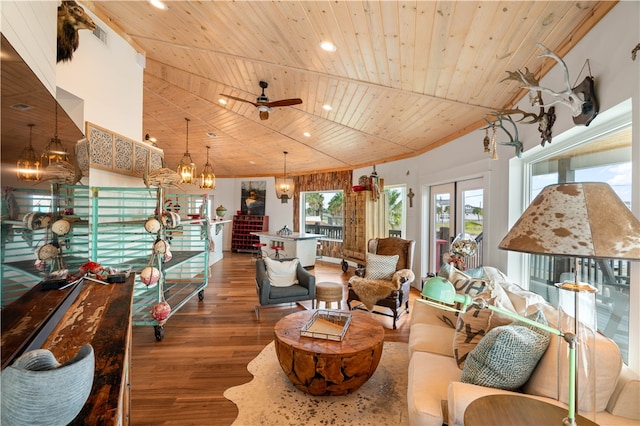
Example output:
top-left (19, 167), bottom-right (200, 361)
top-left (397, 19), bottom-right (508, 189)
top-left (224, 341), bottom-right (409, 425)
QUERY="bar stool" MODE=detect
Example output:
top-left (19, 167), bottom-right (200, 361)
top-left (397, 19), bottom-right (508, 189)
top-left (252, 242), bottom-right (267, 261)
top-left (271, 244), bottom-right (283, 259)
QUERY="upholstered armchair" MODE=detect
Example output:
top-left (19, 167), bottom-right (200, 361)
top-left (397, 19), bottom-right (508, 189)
top-left (347, 237), bottom-right (415, 329)
top-left (255, 257), bottom-right (316, 319)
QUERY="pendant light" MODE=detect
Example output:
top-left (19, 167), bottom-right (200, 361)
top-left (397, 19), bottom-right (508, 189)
top-left (41, 103), bottom-right (69, 168)
top-left (275, 151), bottom-right (294, 203)
top-left (17, 124), bottom-right (41, 182)
top-left (200, 145), bottom-right (216, 190)
top-left (177, 117), bottom-right (196, 185)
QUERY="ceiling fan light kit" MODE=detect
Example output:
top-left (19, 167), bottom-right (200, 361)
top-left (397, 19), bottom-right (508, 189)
top-left (275, 151), bottom-right (294, 204)
top-left (177, 117), bottom-right (196, 185)
top-left (220, 81), bottom-right (302, 121)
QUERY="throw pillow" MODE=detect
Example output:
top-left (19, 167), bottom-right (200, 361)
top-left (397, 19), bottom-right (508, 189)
top-left (364, 253), bottom-right (399, 280)
top-left (437, 266), bottom-right (492, 328)
top-left (460, 309), bottom-right (551, 391)
top-left (452, 283), bottom-right (516, 369)
top-left (264, 257), bottom-right (299, 287)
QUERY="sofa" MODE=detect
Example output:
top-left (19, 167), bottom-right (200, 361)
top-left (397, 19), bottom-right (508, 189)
top-left (407, 265), bottom-right (640, 426)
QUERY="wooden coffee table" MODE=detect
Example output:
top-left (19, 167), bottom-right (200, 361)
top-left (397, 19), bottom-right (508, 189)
top-left (274, 310), bottom-right (385, 396)
top-left (464, 394), bottom-right (598, 426)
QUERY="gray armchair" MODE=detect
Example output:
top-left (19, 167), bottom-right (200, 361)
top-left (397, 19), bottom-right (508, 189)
top-left (255, 258), bottom-right (316, 319)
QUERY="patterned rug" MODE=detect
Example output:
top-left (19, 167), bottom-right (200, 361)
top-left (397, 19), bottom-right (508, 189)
top-left (224, 341), bottom-right (409, 425)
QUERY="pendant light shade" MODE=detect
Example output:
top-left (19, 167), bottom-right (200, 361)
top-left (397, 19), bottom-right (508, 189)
top-left (17, 124), bottom-right (41, 182)
top-left (200, 145), bottom-right (216, 190)
top-left (177, 117), bottom-right (196, 185)
top-left (275, 151), bottom-right (294, 204)
top-left (40, 104), bottom-right (69, 168)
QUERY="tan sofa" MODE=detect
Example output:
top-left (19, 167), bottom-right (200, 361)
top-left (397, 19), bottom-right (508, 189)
top-left (407, 266), bottom-right (640, 426)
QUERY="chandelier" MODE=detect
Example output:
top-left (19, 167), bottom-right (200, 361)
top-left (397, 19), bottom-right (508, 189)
top-left (274, 151), bottom-right (294, 203)
top-left (200, 145), bottom-right (216, 190)
top-left (40, 104), bottom-right (69, 168)
top-left (177, 117), bottom-right (196, 185)
top-left (17, 124), bottom-right (41, 182)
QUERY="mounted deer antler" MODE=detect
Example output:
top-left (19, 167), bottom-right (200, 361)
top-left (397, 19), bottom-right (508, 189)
top-left (481, 115), bottom-right (524, 158)
top-left (516, 44), bottom-right (586, 116)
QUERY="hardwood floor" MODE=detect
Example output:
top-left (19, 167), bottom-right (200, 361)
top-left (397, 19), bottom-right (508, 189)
top-left (130, 252), bottom-right (420, 425)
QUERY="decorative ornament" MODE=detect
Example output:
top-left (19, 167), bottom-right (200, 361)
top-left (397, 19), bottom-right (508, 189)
top-left (51, 219), bottom-right (71, 236)
top-left (483, 127), bottom-right (490, 153)
top-left (151, 301), bottom-right (171, 325)
top-left (23, 212), bottom-right (52, 231)
top-left (153, 239), bottom-right (170, 254)
top-left (36, 244), bottom-right (59, 261)
top-left (161, 212), bottom-right (180, 229)
top-left (215, 205), bottom-right (227, 219)
top-left (144, 218), bottom-right (162, 234)
top-left (140, 266), bottom-right (161, 286)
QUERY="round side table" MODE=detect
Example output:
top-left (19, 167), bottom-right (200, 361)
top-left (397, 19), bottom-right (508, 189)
top-left (464, 394), bottom-right (598, 426)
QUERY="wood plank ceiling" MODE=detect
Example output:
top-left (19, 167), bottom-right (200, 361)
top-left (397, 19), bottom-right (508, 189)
top-left (2, 1), bottom-right (616, 178)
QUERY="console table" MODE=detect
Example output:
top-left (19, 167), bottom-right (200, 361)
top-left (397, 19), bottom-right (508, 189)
top-left (1, 276), bottom-right (134, 425)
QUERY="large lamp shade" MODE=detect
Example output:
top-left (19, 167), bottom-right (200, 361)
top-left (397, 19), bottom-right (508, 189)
top-left (499, 182), bottom-right (640, 260)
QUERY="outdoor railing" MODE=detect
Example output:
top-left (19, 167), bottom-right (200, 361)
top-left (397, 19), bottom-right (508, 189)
top-left (305, 223), bottom-right (343, 240)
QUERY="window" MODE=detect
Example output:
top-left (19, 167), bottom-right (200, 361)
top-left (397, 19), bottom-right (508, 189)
top-left (519, 100), bottom-right (632, 362)
top-left (385, 185), bottom-right (405, 238)
top-left (301, 191), bottom-right (343, 241)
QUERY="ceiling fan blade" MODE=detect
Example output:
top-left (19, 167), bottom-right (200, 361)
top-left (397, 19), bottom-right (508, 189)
top-left (259, 110), bottom-right (269, 120)
top-left (265, 98), bottom-right (303, 108)
top-left (220, 94), bottom-right (259, 107)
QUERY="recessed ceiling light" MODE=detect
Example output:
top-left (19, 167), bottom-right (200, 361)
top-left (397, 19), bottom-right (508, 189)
top-left (320, 41), bottom-right (337, 52)
top-left (249, 161), bottom-right (256, 165)
top-left (219, 98), bottom-right (228, 105)
top-left (150, 0), bottom-right (167, 10)
top-left (303, 132), bottom-right (311, 137)
top-left (322, 104), bottom-right (332, 111)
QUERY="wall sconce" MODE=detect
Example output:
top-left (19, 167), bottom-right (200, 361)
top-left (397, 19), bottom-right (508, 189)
top-left (177, 117), bottom-right (196, 185)
top-left (275, 151), bottom-right (294, 203)
top-left (17, 124), bottom-right (41, 182)
top-left (200, 145), bottom-right (216, 190)
top-left (40, 104), bottom-right (69, 168)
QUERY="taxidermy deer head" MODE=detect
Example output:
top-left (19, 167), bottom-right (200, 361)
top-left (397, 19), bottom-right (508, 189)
top-left (57, 1), bottom-right (96, 63)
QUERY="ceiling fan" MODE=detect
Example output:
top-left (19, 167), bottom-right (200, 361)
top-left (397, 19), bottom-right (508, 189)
top-left (220, 81), bottom-right (302, 120)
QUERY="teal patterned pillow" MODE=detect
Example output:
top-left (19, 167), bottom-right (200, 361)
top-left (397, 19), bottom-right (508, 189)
top-left (364, 253), bottom-right (399, 280)
top-left (460, 310), bottom-right (551, 391)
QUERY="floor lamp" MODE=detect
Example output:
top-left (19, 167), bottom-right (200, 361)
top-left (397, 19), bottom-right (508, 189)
top-left (421, 182), bottom-right (640, 425)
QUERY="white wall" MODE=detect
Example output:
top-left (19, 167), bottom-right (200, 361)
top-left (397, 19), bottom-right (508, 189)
top-left (55, 6), bottom-right (144, 148)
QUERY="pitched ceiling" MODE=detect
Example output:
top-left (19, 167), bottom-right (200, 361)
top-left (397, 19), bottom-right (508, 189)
top-left (2, 1), bottom-right (616, 178)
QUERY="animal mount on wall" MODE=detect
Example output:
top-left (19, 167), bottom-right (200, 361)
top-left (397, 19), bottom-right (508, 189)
top-left (496, 68), bottom-right (556, 147)
top-left (57, 1), bottom-right (96, 63)
top-left (481, 115), bottom-right (523, 159)
top-left (501, 43), bottom-right (599, 128)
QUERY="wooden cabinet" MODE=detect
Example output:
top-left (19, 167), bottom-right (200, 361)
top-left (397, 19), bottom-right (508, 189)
top-left (231, 215), bottom-right (269, 252)
top-left (342, 191), bottom-right (388, 265)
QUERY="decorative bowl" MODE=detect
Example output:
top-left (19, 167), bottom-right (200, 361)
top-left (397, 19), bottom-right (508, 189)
top-left (352, 185), bottom-right (365, 192)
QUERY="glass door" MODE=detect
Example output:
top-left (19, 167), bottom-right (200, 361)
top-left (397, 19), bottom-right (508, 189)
top-left (429, 179), bottom-right (484, 272)
top-left (429, 183), bottom-right (454, 272)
